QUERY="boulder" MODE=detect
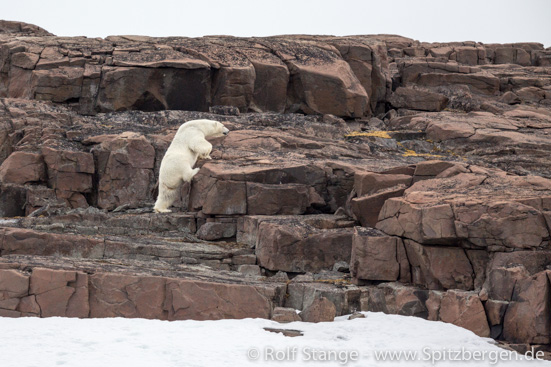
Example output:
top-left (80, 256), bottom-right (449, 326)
top-left (502, 271), bottom-right (551, 344)
top-left (286, 281), bottom-right (361, 316)
top-left (299, 297), bottom-right (336, 323)
top-left (482, 266), bottom-right (529, 301)
top-left (454, 201), bottom-right (549, 250)
top-left (202, 180), bottom-right (247, 215)
top-left (377, 200), bottom-right (458, 245)
top-left (196, 222), bottom-right (236, 240)
top-left (389, 87), bottom-right (449, 111)
top-left (350, 227), bottom-right (409, 282)
top-left (30, 268), bottom-right (89, 318)
top-left (354, 171), bottom-right (412, 197)
top-left (42, 147), bottom-right (94, 207)
top-left (0, 269), bottom-right (29, 301)
top-left (399, 60), bottom-right (499, 95)
top-left (96, 64), bottom-right (211, 112)
top-left (32, 66), bottom-right (84, 102)
top-left (272, 307), bottom-right (301, 323)
top-left (351, 187), bottom-right (406, 227)
top-left (89, 133), bottom-right (155, 210)
top-left (439, 290), bottom-right (490, 337)
top-left (362, 283), bottom-right (429, 318)
top-left (404, 240), bottom-right (474, 291)
top-left (278, 40), bottom-right (368, 117)
top-left (246, 182), bottom-right (311, 215)
top-left (255, 218), bottom-right (353, 273)
top-left (0, 152), bottom-right (45, 184)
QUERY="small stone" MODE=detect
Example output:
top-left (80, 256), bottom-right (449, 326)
top-left (196, 222), bottom-right (236, 240)
top-left (237, 265), bottom-right (261, 277)
top-left (332, 261), bottom-right (350, 273)
top-left (263, 328), bottom-right (303, 337)
top-left (348, 312), bottom-right (366, 320)
top-left (272, 307), bottom-right (301, 323)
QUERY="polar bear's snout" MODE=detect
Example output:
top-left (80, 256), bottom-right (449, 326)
top-left (223, 128), bottom-right (229, 136)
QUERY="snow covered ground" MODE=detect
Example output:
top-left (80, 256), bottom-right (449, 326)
top-left (0, 312), bottom-right (549, 367)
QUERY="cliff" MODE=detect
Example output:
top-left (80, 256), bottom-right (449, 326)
top-left (0, 21), bottom-right (551, 356)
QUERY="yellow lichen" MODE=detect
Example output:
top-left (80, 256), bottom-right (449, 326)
top-left (402, 150), bottom-right (445, 158)
top-left (345, 131), bottom-right (392, 139)
top-left (396, 141), bottom-right (445, 158)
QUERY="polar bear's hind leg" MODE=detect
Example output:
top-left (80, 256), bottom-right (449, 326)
top-left (154, 183), bottom-right (180, 213)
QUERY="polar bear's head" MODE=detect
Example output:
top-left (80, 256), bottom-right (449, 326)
top-left (181, 119), bottom-right (229, 138)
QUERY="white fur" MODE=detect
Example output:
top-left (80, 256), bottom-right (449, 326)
top-left (154, 119), bottom-right (229, 213)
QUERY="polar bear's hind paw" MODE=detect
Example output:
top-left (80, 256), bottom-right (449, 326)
top-left (154, 207), bottom-right (172, 213)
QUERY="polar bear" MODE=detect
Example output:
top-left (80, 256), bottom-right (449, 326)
top-left (154, 119), bottom-right (229, 213)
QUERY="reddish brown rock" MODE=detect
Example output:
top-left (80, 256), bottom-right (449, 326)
top-left (90, 133), bottom-right (155, 210)
top-left (246, 183), bottom-right (310, 215)
top-left (42, 146), bottom-right (94, 207)
top-left (0, 152), bottom-right (46, 184)
top-left (0, 269), bottom-right (29, 300)
top-left (255, 218), bottom-right (353, 273)
top-left (389, 87), bottom-right (449, 112)
top-left (426, 291), bottom-right (443, 321)
top-left (362, 283), bottom-right (429, 318)
top-left (32, 66), bottom-right (84, 102)
top-left (413, 160), bottom-right (458, 177)
top-left (17, 295), bottom-right (40, 315)
top-left (272, 307), bottom-right (301, 323)
top-left (454, 201), bottom-right (549, 250)
top-left (202, 180), bottom-right (247, 215)
top-left (376, 199), bottom-right (457, 244)
top-left (0, 228), bottom-right (104, 258)
top-left (89, 273), bottom-right (167, 319)
top-left (488, 251), bottom-right (551, 276)
top-left (11, 52), bottom-right (40, 70)
top-left (399, 60), bottom-right (499, 95)
top-left (30, 268), bottom-right (89, 317)
top-left (165, 278), bottom-right (273, 320)
top-left (0, 184), bottom-right (27, 217)
top-left (354, 171), bottom-right (412, 197)
top-left (482, 266), bottom-right (529, 301)
top-left (426, 120), bottom-right (476, 141)
top-left (96, 65), bottom-right (211, 112)
top-left (404, 240), bottom-right (474, 291)
top-left (350, 227), bottom-right (408, 282)
top-left (439, 290), bottom-right (490, 337)
top-left (242, 49), bottom-right (289, 113)
top-left (485, 299), bottom-right (508, 326)
top-left (299, 297), bottom-right (336, 323)
top-left (502, 271), bottom-right (551, 344)
top-left (211, 65), bottom-right (255, 112)
top-left (286, 281), bottom-right (361, 316)
top-left (196, 222), bottom-right (236, 240)
top-left (0, 20), bottom-right (53, 36)
top-left (351, 187), bottom-right (406, 227)
top-left (499, 91), bottom-right (521, 105)
top-left (465, 250), bottom-right (489, 291)
top-left (286, 53), bottom-right (368, 117)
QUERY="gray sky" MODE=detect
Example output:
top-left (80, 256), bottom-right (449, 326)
top-left (3, 0), bottom-right (551, 47)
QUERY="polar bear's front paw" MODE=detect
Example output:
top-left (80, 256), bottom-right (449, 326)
top-left (199, 154), bottom-right (212, 160)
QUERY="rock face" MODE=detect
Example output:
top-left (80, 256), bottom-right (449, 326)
top-left (0, 22), bottom-right (551, 354)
